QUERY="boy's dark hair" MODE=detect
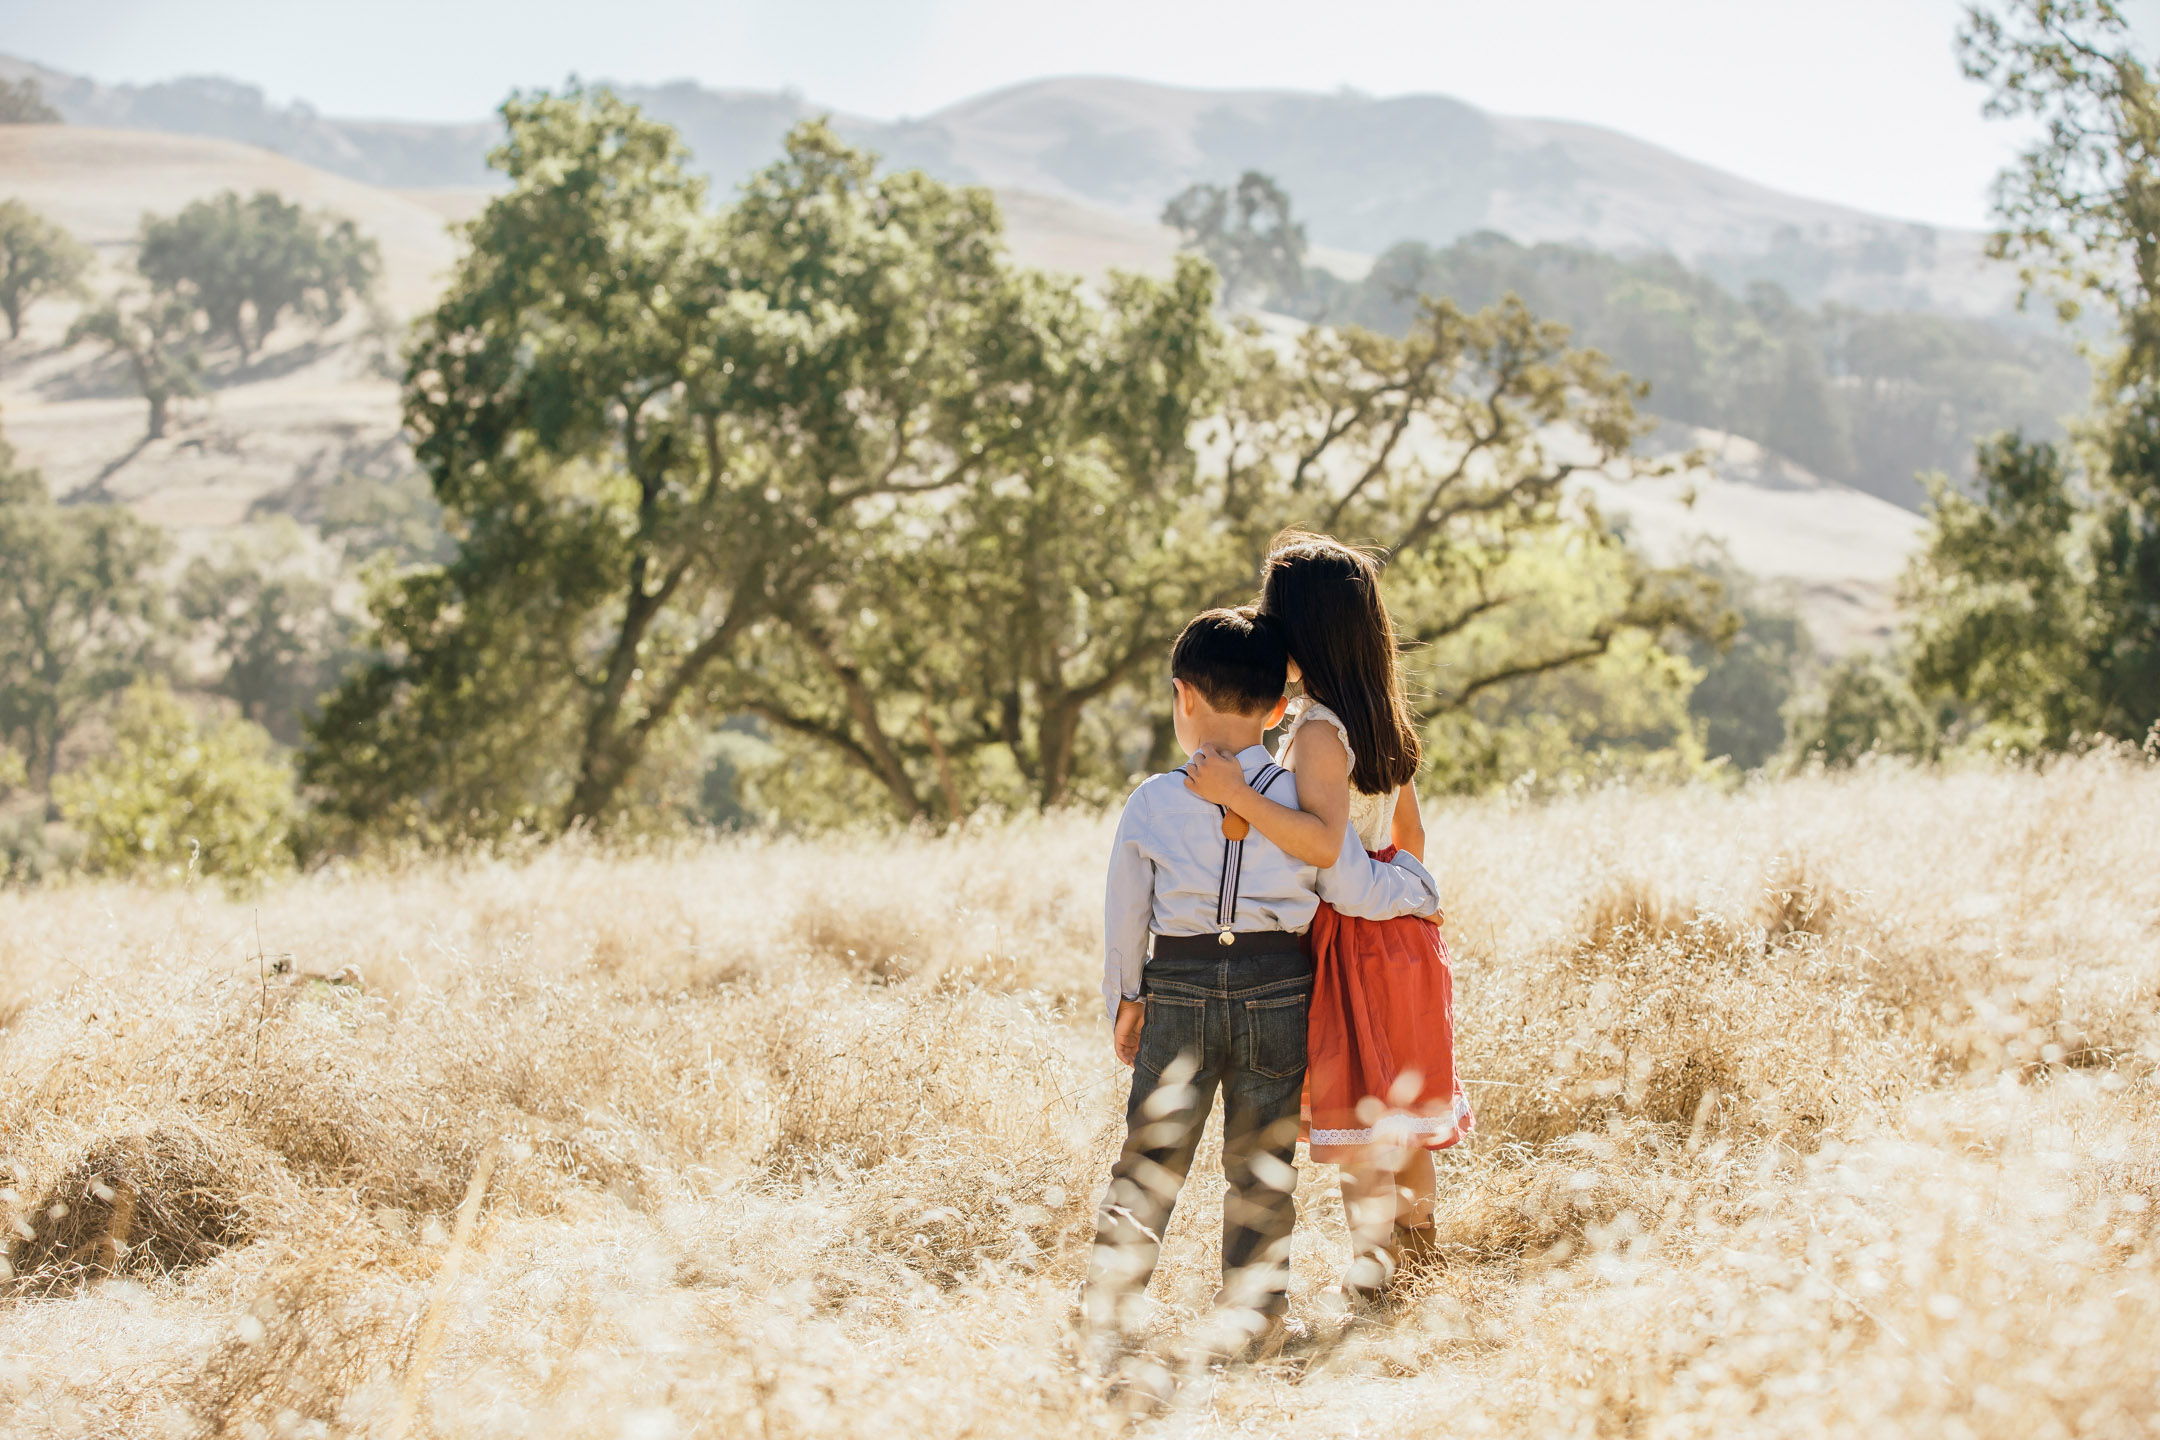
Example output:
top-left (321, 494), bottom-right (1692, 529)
top-left (1171, 607), bottom-right (1287, 717)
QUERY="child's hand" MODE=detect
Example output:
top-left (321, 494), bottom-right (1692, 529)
top-left (1182, 745), bottom-right (1250, 808)
top-left (1113, 999), bottom-right (1145, 1067)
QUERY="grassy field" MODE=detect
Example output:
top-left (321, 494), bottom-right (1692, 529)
top-left (0, 754), bottom-right (2155, 1437)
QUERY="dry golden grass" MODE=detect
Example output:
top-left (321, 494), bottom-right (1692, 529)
top-left (0, 753), bottom-right (2155, 1436)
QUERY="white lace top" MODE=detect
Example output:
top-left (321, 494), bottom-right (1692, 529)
top-left (1276, 698), bottom-right (1399, 852)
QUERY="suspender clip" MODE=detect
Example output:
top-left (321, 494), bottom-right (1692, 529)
top-left (1213, 763), bottom-right (1287, 945)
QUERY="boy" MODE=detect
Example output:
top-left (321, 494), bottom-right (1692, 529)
top-left (1085, 607), bottom-right (1443, 1353)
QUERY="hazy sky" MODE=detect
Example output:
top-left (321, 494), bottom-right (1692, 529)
top-left (7, 0), bottom-right (2150, 229)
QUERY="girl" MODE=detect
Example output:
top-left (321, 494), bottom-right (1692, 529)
top-left (1185, 531), bottom-right (1471, 1301)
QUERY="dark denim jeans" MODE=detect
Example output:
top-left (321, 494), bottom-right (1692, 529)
top-left (1087, 935), bottom-right (1313, 1322)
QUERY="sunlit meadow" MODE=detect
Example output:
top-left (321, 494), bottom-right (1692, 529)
top-left (1, 752), bottom-right (2156, 1437)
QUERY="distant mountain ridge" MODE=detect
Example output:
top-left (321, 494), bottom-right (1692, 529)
top-left (1, 58), bottom-right (499, 187)
top-left (0, 54), bottom-right (2016, 318)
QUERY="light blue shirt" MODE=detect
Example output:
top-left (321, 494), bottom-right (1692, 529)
top-left (1100, 744), bottom-right (1442, 1021)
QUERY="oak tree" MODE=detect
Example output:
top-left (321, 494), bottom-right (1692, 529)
top-left (1162, 171), bottom-right (1309, 312)
top-left (0, 200), bottom-right (91, 340)
top-left (1912, 0), bottom-right (2160, 743)
top-left (138, 190), bottom-right (380, 361)
top-left (0, 78), bottom-right (59, 125)
top-left (306, 92), bottom-right (1035, 841)
top-left (0, 429), bottom-right (172, 795)
top-left (67, 293), bottom-right (204, 441)
top-left (734, 258), bottom-right (1242, 816)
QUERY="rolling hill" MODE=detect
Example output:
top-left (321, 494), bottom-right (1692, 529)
top-left (2, 56), bottom-right (2016, 319)
top-left (0, 125), bottom-right (462, 315)
top-left (861, 78), bottom-right (2011, 316)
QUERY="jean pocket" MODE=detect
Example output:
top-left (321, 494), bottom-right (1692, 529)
top-left (1139, 993), bottom-right (1205, 1079)
top-left (1243, 991), bottom-right (1310, 1080)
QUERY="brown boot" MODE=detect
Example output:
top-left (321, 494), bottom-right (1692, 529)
top-left (1390, 1221), bottom-right (1441, 1281)
top-left (1247, 1311), bottom-right (1290, 1362)
top-left (1340, 1233), bottom-right (1400, 1311)
top-left (1342, 1223), bottom-right (1441, 1310)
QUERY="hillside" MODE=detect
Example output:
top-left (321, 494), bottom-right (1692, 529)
top-left (1, 56), bottom-right (502, 188)
top-left (0, 125), bottom-right (461, 314)
top-left (872, 78), bottom-right (2013, 316)
top-left (1315, 231), bottom-right (2088, 510)
top-left (0, 127), bottom-right (470, 547)
top-left (1585, 426), bottom-right (1925, 653)
top-left (2, 56), bottom-right (2017, 319)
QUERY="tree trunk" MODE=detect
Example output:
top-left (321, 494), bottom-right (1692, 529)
top-left (562, 741), bottom-right (628, 831)
top-left (1037, 697), bottom-right (1082, 809)
top-left (569, 597), bottom-right (663, 823)
top-left (797, 615), bottom-right (925, 819)
top-left (146, 391), bottom-right (167, 441)
top-left (562, 602), bottom-right (757, 831)
top-left (920, 712), bottom-right (962, 824)
top-left (999, 691), bottom-right (1030, 781)
top-left (27, 711), bottom-right (58, 819)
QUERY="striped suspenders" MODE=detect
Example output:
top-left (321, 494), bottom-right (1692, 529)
top-left (1214, 763), bottom-right (1287, 943)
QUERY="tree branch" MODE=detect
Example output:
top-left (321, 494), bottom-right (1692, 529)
top-left (782, 608), bottom-right (927, 817)
top-left (1321, 396), bottom-right (1419, 531)
top-left (1429, 632), bottom-right (1617, 714)
top-left (1408, 591), bottom-right (1515, 646)
top-left (741, 698), bottom-right (885, 779)
top-left (828, 448), bottom-right (980, 508)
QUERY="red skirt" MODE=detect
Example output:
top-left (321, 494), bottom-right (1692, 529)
top-left (1303, 849), bottom-right (1473, 1163)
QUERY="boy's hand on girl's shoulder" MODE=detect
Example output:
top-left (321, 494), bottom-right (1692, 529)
top-left (1113, 999), bottom-right (1146, 1067)
top-left (1182, 745), bottom-right (1250, 808)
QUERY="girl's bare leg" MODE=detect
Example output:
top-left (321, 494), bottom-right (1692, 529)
top-left (1395, 1147), bottom-right (1437, 1228)
top-left (1340, 1144), bottom-right (1440, 1296)
top-left (1338, 1140), bottom-right (1411, 1291)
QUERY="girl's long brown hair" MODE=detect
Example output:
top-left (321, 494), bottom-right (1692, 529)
top-left (1257, 530), bottom-right (1421, 795)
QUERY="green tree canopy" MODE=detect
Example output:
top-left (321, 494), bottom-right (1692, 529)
top-left (1162, 172), bottom-right (1309, 313)
top-left (1786, 656), bottom-right (1936, 768)
top-left (0, 423), bottom-right (172, 794)
top-left (66, 292), bottom-right (204, 441)
top-left (730, 257), bottom-right (1238, 818)
top-left (1902, 0), bottom-right (2160, 745)
top-left (0, 78), bottom-right (59, 125)
top-left (137, 190), bottom-right (380, 361)
top-left (181, 520), bottom-right (356, 745)
top-left (54, 682), bottom-right (295, 885)
top-left (1903, 436), bottom-right (2100, 747)
top-left (306, 92), bottom-right (1051, 842)
top-left (0, 200), bottom-right (92, 340)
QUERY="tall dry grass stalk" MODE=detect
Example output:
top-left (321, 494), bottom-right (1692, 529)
top-left (0, 755), bottom-right (2154, 1435)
